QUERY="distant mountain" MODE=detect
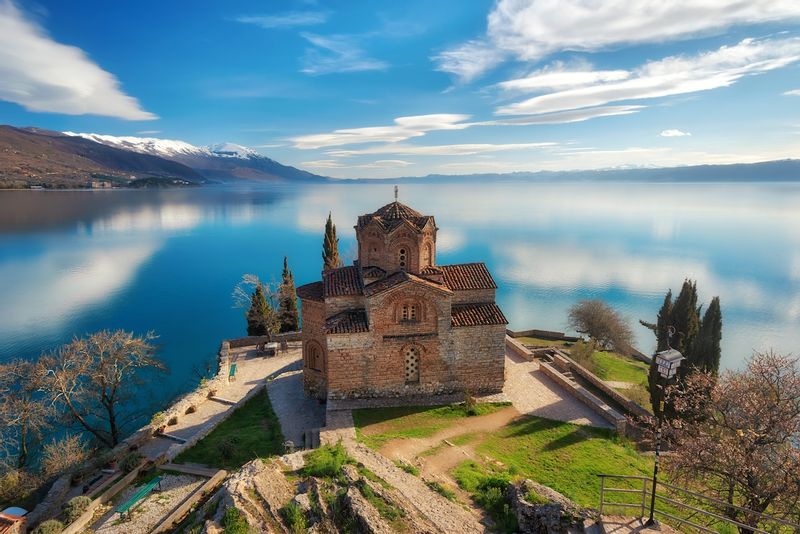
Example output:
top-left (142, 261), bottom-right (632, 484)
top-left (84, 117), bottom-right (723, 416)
top-left (65, 132), bottom-right (327, 183)
top-left (0, 126), bottom-right (205, 188)
top-left (385, 159), bottom-right (800, 183)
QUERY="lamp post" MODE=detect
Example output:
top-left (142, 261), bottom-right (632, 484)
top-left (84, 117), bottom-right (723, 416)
top-left (645, 347), bottom-right (685, 528)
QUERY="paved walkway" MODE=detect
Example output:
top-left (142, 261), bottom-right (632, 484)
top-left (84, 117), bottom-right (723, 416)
top-left (267, 369), bottom-right (326, 446)
top-left (139, 347), bottom-right (302, 459)
top-left (503, 348), bottom-right (612, 428)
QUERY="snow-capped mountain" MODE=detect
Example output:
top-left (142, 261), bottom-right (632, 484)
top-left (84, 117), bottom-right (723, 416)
top-left (63, 132), bottom-right (325, 183)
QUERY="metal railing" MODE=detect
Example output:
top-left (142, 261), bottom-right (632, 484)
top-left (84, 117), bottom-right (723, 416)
top-left (598, 474), bottom-right (800, 534)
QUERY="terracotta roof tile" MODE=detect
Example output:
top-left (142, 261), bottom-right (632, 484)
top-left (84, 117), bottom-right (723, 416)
top-left (440, 263), bottom-right (497, 291)
top-left (451, 303), bottom-right (508, 327)
top-left (364, 270), bottom-right (450, 297)
top-left (361, 266), bottom-right (386, 278)
top-left (297, 281), bottom-right (324, 302)
top-left (357, 201), bottom-right (433, 232)
top-left (323, 266), bottom-right (363, 298)
top-left (325, 309), bottom-right (369, 334)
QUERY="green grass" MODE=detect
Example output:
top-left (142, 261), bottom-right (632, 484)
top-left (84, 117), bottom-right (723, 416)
top-left (590, 351), bottom-right (649, 385)
top-left (425, 480), bottom-right (456, 501)
top-left (395, 460), bottom-right (420, 476)
top-left (353, 403), bottom-right (511, 449)
top-left (357, 480), bottom-right (409, 532)
top-left (457, 416), bottom-right (652, 508)
top-left (173, 389), bottom-right (284, 469)
top-left (280, 502), bottom-right (308, 534)
top-left (302, 442), bottom-right (353, 479)
top-left (221, 507), bottom-right (253, 534)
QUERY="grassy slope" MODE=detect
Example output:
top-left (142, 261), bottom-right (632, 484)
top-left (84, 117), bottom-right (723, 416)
top-left (174, 389), bottom-right (284, 469)
top-left (590, 351), bottom-right (650, 385)
top-left (353, 403), bottom-right (510, 450)
top-left (462, 416), bottom-right (652, 507)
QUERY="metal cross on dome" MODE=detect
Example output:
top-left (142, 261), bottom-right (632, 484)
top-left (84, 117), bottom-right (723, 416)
top-left (394, 185), bottom-right (398, 201)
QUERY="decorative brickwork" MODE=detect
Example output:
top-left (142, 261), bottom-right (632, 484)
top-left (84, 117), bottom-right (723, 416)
top-left (298, 199), bottom-right (507, 400)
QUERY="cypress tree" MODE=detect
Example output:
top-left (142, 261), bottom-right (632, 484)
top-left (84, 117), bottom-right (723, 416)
top-left (690, 296), bottom-right (723, 374)
top-left (671, 279), bottom-right (700, 356)
top-left (322, 212), bottom-right (342, 271)
top-left (246, 283), bottom-right (272, 336)
top-left (278, 256), bottom-right (300, 333)
top-left (645, 290), bottom-right (674, 417)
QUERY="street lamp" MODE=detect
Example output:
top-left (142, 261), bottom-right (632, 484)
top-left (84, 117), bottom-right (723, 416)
top-left (645, 347), bottom-right (685, 527)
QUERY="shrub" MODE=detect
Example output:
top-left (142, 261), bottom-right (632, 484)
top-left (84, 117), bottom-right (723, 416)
top-left (120, 452), bottom-right (143, 473)
top-left (63, 495), bottom-right (92, 522)
top-left (395, 460), bottom-right (419, 476)
top-left (185, 405), bottom-right (197, 415)
top-left (168, 415), bottom-right (179, 426)
top-left (221, 507), bottom-right (252, 534)
top-left (150, 411), bottom-right (166, 427)
top-left (302, 442), bottom-right (352, 478)
top-left (32, 520), bottom-right (64, 534)
top-left (426, 480), bottom-right (456, 500)
top-left (463, 390), bottom-right (478, 416)
top-left (280, 502), bottom-right (308, 534)
top-left (217, 437), bottom-right (239, 460)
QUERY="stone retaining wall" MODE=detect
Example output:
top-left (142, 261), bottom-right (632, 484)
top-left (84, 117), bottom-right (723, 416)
top-left (505, 335), bottom-right (534, 360)
top-left (552, 351), bottom-right (651, 420)
top-left (150, 469), bottom-right (227, 534)
top-left (227, 331), bottom-right (302, 349)
top-left (540, 361), bottom-right (626, 433)
top-left (507, 328), bottom-right (580, 342)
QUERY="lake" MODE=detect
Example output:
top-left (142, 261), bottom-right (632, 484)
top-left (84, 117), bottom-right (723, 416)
top-left (1, 181), bottom-right (799, 413)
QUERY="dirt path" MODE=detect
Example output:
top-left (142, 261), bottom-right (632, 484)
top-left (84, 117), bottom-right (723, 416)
top-left (376, 406), bottom-right (520, 462)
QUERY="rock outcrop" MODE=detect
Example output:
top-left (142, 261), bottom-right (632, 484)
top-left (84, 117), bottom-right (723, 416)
top-left (508, 479), bottom-right (596, 534)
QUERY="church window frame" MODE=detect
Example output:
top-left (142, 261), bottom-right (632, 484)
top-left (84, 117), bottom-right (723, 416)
top-left (403, 345), bottom-right (421, 384)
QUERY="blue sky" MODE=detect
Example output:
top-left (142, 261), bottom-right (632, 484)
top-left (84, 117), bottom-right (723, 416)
top-left (1, 0), bottom-right (799, 178)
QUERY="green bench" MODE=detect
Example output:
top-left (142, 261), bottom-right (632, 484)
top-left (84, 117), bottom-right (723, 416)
top-left (115, 476), bottom-right (162, 520)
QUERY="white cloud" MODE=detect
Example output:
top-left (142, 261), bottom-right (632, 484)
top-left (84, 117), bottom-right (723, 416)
top-left (301, 159), bottom-right (412, 169)
top-left (0, 1), bottom-right (156, 120)
top-left (137, 130), bottom-right (161, 135)
top-left (496, 38), bottom-right (800, 115)
top-left (437, 0), bottom-right (800, 81)
top-left (784, 89), bottom-right (800, 96)
top-left (432, 39), bottom-right (507, 83)
top-left (292, 106), bottom-right (637, 152)
top-left (291, 113), bottom-right (471, 149)
top-left (327, 141), bottom-right (556, 157)
top-left (235, 11), bottom-right (329, 28)
top-left (660, 129), bottom-right (692, 137)
top-left (498, 63), bottom-right (630, 92)
top-left (482, 105), bottom-right (644, 125)
top-left (300, 33), bottom-right (388, 75)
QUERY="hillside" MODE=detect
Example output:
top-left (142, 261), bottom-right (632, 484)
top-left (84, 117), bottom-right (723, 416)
top-left (0, 126), bottom-right (204, 188)
top-left (66, 132), bottom-right (327, 183)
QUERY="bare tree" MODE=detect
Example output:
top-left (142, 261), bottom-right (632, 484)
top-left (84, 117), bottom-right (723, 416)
top-left (666, 351), bottom-right (800, 532)
top-left (0, 359), bottom-right (52, 469)
top-left (38, 330), bottom-right (167, 448)
top-left (567, 300), bottom-right (633, 352)
top-left (40, 435), bottom-right (89, 479)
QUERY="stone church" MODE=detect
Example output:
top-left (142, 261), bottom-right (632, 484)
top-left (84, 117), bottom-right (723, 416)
top-left (297, 199), bottom-right (507, 400)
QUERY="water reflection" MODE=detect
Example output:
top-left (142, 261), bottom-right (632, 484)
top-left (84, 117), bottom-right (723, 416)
top-left (0, 182), bottom-right (798, 386)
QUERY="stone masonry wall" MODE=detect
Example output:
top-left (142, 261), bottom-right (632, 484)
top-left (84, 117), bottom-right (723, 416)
top-left (449, 324), bottom-right (506, 394)
top-left (300, 299), bottom-right (327, 397)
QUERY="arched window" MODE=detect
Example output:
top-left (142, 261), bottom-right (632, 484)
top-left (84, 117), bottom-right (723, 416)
top-left (398, 248), bottom-right (407, 269)
top-left (404, 346), bottom-right (420, 384)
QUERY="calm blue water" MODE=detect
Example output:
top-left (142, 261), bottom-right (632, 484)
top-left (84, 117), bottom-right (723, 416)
top-left (1, 182), bottom-right (799, 410)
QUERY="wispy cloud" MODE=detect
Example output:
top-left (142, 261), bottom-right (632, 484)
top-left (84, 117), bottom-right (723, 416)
top-left (0, 0), bottom-right (156, 120)
top-left (300, 32), bottom-right (388, 75)
top-left (497, 62), bottom-right (630, 92)
top-left (301, 159), bottom-right (412, 169)
top-left (784, 89), bottom-right (800, 96)
top-left (660, 129), bottom-right (691, 137)
top-left (496, 38), bottom-right (800, 116)
top-left (136, 130), bottom-right (161, 135)
top-left (234, 11), bottom-right (330, 29)
top-left (291, 114), bottom-right (471, 149)
top-left (291, 106), bottom-right (638, 151)
top-left (326, 142), bottom-right (556, 157)
top-left (436, 0), bottom-right (800, 82)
